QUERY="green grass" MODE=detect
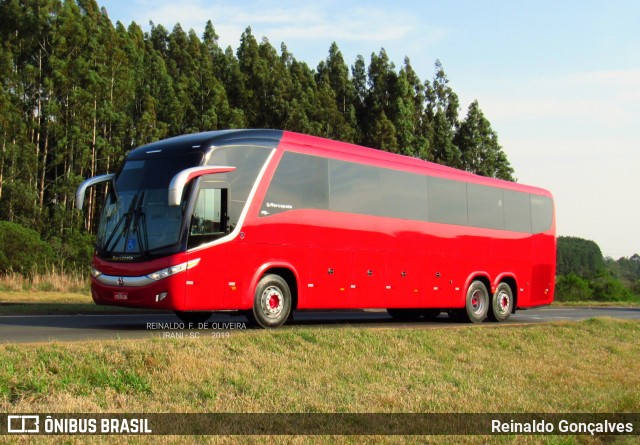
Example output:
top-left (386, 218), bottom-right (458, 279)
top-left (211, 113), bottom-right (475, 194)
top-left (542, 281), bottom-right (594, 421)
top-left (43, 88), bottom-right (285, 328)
top-left (0, 319), bottom-right (638, 444)
top-left (552, 300), bottom-right (640, 307)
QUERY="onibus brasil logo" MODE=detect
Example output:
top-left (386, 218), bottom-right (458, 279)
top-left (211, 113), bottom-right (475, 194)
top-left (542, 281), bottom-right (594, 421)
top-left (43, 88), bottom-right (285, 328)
top-left (6, 414), bottom-right (152, 434)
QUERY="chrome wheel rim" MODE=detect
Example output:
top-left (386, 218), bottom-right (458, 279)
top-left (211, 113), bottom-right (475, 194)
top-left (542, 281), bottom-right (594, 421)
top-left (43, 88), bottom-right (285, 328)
top-left (496, 289), bottom-right (511, 316)
top-left (261, 286), bottom-right (284, 319)
top-left (470, 289), bottom-right (486, 315)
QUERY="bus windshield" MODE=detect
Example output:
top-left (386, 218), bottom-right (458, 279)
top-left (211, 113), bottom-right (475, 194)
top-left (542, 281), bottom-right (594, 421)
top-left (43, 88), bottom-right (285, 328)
top-left (96, 154), bottom-right (202, 260)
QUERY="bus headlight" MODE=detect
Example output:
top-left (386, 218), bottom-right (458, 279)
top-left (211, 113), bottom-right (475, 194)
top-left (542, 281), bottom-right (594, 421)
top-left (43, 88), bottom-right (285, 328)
top-left (146, 258), bottom-right (200, 281)
top-left (91, 267), bottom-right (102, 278)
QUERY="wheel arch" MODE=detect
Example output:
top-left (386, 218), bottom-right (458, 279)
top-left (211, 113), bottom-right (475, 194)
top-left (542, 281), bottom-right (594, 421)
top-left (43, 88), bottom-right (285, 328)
top-left (463, 272), bottom-right (491, 298)
top-left (247, 262), bottom-right (299, 310)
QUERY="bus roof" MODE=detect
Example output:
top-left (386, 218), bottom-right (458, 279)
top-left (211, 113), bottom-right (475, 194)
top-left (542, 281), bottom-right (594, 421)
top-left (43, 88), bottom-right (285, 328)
top-left (126, 129), bottom-right (551, 198)
top-left (127, 129), bottom-right (284, 160)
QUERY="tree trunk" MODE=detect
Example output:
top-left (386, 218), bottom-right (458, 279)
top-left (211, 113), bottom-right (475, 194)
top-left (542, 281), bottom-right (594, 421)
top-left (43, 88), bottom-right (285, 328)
top-left (0, 130), bottom-right (5, 200)
top-left (87, 96), bottom-right (97, 232)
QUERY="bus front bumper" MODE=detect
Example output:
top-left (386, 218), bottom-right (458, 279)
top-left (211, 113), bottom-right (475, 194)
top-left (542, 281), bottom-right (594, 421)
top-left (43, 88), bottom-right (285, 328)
top-left (90, 273), bottom-right (187, 311)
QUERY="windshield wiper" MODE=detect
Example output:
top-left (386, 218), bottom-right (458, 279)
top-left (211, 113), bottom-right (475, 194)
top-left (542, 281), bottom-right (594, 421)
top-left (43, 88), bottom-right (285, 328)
top-left (133, 191), bottom-right (150, 258)
top-left (102, 193), bottom-right (139, 257)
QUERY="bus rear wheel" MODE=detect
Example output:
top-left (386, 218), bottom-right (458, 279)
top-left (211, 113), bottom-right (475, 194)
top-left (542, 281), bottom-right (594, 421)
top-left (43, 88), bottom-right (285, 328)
top-left (249, 274), bottom-right (292, 328)
top-left (489, 282), bottom-right (513, 322)
top-left (463, 280), bottom-right (489, 323)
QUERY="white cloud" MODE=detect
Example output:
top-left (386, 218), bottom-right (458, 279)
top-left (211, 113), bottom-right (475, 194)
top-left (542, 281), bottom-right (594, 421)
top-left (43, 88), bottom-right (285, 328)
top-left (476, 69), bottom-right (640, 129)
top-left (124, 0), bottom-right (449, 57)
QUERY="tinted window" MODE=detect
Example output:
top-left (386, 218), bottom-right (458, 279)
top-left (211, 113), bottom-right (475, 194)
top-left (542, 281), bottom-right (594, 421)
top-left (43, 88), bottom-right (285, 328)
top-left (260, 152), bottom-right (329, 216)
top-left (382, 169), bottom-right (428, 221)
top-left (531, 195), bottom-right (553, 233)
top-left (255, 149), bottom-right (554, 236)
top-left (467, 184), bottom-right (504, 230)
top-left (428, 177), bottom-right (467, 225)
top-left (208, 146), bottom-right (271, 228)
top-left (503, 190), bottom-right (532, 233)
top-left (329, 160), bottom-right (382, 216)
top-left (188, 185), bottom-right (228, 249)
top-left (116, 154), bottom-right (202, 192)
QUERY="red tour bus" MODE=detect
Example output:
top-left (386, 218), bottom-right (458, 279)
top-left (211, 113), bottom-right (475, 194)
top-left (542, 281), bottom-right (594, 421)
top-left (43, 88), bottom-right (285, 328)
top-left (76, 129), bottom-right (556, 328)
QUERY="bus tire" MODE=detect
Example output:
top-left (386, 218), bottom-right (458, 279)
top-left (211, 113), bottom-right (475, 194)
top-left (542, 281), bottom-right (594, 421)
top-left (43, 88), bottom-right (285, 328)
top-left (464, 280), bottom-right (489, 323)
top-left (489, 282), bottom-right (513, 322)
top-left (251, 274), bottom-right (292, 328)
top-left (175, 311), bottom-right (213, 324)
top-left (386, 308), bottom-right (423, 321)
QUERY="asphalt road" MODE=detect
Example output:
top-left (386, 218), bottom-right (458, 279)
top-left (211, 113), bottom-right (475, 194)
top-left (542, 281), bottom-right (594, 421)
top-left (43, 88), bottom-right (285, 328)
top-left (1, 306), bottom-right (639, 344)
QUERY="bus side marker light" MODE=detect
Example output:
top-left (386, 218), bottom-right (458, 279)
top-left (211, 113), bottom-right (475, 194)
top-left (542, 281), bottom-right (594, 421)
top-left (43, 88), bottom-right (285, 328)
top-left (351, 285), bottom-right (357, 289)
top-left (307, 284), bottom-right (315, 288)
top-left (433, 287), bottom-right (439, 291)
top-left (385, 285), bottom-right (392, 290)
top-left (228, 282), bottom-right (237, 291)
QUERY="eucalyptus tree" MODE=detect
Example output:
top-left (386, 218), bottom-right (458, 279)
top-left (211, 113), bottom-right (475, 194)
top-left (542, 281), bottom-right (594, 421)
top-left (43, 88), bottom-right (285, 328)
top-left (424, 60), bottom-right (462, 168)
top-left (455, 100), bottom-right (515, 181)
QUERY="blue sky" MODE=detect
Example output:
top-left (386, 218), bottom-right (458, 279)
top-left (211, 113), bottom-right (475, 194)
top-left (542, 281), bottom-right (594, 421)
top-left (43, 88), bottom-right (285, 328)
top-left (101, 0), bottom-right (640, 258)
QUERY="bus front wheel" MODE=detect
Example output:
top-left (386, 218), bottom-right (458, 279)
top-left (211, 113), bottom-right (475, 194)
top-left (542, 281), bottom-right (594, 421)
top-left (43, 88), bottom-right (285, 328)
top-left (463, 280), bottom-right (489, 323)
top-left (249, 274), bottom-right (292, 328)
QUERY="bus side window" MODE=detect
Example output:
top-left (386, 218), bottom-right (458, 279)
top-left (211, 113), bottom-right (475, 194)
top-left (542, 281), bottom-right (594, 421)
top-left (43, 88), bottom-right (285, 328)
top-left (531, 195), bottom-right (553, 234)
top-left (188, 188), bottom-right (228, 248)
